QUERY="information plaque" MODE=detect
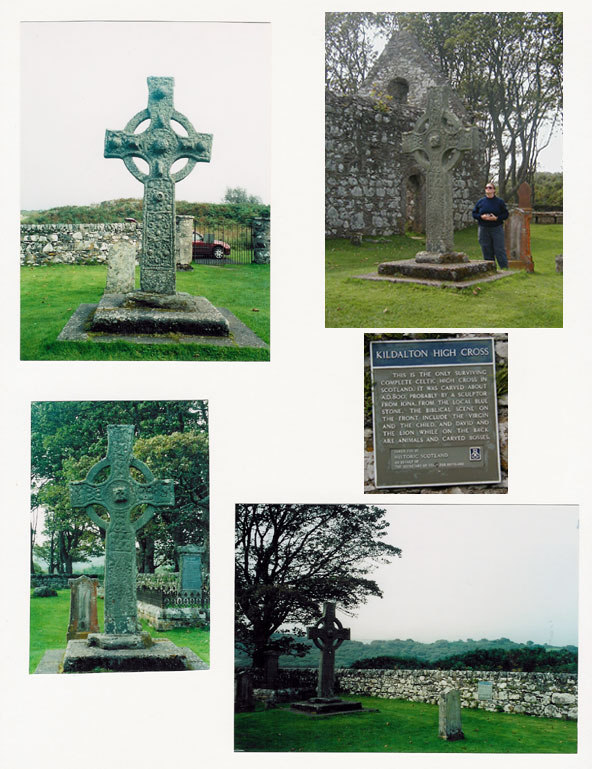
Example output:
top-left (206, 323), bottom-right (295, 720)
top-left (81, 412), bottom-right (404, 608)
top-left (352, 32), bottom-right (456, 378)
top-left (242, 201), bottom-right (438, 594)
top-left (478, 681), bottom-right (493, 701)
top-left (370, 338), bottom-right (501, 488)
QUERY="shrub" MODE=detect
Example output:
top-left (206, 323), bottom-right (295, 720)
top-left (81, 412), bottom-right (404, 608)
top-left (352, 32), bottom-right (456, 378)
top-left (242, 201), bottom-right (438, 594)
top-left (32, 586), bottom-right (57, 597)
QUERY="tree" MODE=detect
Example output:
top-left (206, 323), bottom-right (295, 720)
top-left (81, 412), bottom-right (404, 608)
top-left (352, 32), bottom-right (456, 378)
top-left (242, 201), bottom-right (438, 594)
top-left (134, 431), bottom-right (209, 572)
top-left (391, 13), bottom-right (562, 199)
top-left (325, 12), bottom-right (562, 200)
top-left (235, 504), bottom-right (401, 668)
top-left (30, 401), bottom-right (208, 574)
top-left (222, 187), bottom-right (262, 205)
top-left (325, 13), bottom-right (396, 94)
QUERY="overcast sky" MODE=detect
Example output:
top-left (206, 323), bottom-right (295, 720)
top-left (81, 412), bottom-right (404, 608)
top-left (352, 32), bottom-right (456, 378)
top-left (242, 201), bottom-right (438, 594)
top-left (341, 505), bottom-right (578, 648)
top-left (20, 21), bottom-right (271, 210)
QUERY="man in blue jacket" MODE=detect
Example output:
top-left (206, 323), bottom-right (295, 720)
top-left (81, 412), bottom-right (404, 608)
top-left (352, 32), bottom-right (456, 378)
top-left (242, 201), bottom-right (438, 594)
top-left (472, 182), bottom-right (509, 269)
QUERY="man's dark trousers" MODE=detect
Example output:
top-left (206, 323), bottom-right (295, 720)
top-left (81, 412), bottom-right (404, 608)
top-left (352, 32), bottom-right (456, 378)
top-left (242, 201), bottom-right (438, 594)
top-left (478, 225), bottom-right (508, 268)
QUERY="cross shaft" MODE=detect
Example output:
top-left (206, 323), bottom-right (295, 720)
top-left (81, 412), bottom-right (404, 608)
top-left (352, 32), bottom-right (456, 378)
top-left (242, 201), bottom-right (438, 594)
top-left (307, 602), bottom-right (350, 698)
top-left (402, 86), bottom-right (480, 253)
top-left (105, 77), bottom-right (212, 294)
top-left (70, 425), bottom-right (174, 634)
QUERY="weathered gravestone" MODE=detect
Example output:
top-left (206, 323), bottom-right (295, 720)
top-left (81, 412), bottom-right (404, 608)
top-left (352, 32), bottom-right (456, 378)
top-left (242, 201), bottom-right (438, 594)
top-left (291, 602), bottom-right (363, 715)
top-left (361, 87), bottom-right (507, 287)
top-left (263, 649), bottom-right (280, 689)
top-left (61, 424), bottom-right (204, 672)
top-left (175, 215), bottom-right (195, 270)
top-left (439, 689), bottom-right (464, 741)
top-left (235, 669), bottom-right (255, 712)
top-left (66, 575), bottom-right (100, 641)
top-left (370, 337), bottom-right (501, 489)
top-left (178, 544), bottom-right (205, 600)
top-left (105, 241), bottom-right (136, 294)
top-left (504, 181), bottom-right (534, 272)
top-left (79, 77), bottom-right (229, 337)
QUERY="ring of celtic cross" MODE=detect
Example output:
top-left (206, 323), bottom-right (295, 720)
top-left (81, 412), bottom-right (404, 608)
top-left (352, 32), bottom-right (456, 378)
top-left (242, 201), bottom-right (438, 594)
top-left (120, 109), bottom-right (203, 185)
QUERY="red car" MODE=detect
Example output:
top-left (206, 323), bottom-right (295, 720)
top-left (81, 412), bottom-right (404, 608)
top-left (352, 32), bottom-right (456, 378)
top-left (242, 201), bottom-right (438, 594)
top-left (192, 232), bottom-right (231, 260)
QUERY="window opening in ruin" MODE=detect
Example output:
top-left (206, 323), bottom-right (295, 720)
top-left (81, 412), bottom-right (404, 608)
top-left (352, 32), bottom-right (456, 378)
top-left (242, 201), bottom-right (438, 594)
top-left (405, 174), bottom-right (425, 233)
top-left (387, 77), bottom-right (409, 104)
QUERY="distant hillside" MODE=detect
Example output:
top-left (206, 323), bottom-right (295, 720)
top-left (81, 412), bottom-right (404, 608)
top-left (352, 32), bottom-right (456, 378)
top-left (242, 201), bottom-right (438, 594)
top-left (235, 635), bottom-right (577, 670)
top-left (20, 198), bottom-right (270, 226)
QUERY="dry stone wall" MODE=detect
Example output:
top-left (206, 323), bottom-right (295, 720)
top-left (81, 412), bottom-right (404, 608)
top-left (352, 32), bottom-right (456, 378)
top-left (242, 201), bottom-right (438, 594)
top-left (326, 91), bottom-right (483, 238)
top-left (336, 669), bottom-right (577, 720)
top-left (270, 668), bottom-right (576, 720)
top-left (21, 223), bottom-right (141, 266)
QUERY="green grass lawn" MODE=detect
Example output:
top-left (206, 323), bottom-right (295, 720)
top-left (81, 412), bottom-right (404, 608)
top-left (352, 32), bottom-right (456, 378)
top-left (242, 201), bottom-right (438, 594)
top-left (326, 224), bottom-right (562, 328)
top-left (235, 695), bottom-right (576, 753)
top-left (21, 262), bottom-right (270, 361)
top-left (29, 589), bottom-right (210, 673)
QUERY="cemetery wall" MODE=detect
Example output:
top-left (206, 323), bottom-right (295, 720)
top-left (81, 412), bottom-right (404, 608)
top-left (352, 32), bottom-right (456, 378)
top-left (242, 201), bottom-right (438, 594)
top-left (325, 91), bottom-right (483, 238)
top-left (336, 669), bottom-right (577, 720)
top-left (20, 223), bottom-right (140, 266)
top-left (279, 668), bottom-right (577, 720)
top-left (31, 573), bottom-right (102, 589)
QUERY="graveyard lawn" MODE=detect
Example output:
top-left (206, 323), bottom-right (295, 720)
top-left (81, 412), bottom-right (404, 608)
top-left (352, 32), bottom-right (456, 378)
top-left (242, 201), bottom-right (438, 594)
top-left (235, 695), bottom-right (576, 754)
top-left (29, 589), bottom-right (209, 673)
top-left (326, 224), bottom-right (562, 328)
top-left (20, 262), bottom-right (269, 361)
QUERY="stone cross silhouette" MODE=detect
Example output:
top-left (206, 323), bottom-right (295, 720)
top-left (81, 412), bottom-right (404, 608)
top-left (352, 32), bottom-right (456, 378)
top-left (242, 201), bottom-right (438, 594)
top-left (308, 601), bottom-right (350, 698)
top-left (402, 86), bottom-right (480, 254)
top-left (70, 425), bottom-right (175, 635)
top-left (105, 77), bottom-right (212, 295)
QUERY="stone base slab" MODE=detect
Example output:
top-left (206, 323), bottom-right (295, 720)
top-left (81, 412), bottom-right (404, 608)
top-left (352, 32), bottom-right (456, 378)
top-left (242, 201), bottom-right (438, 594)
top-left (34, 644), bottom-right (207, 674)
top-left (290, 697), bottom-right (366, 715)
top-left (86, 632), bottom-right (153, 650)
top-left (357, 267), bottom-right (517, 289)
top-left (61, 638), bottom-right (206, 673)
top-left (377, 257), bottom-right (496, 282)
top-left (414, 251), bottom-right (470, 264)
top-left (58, 304), bottom-right (268, 348)
top-left (33, 649), bottom-right (66, 674)
top-left (91, 291), bottom-right (230, 335)
top-left (137, 600), bottom-right (206, 631)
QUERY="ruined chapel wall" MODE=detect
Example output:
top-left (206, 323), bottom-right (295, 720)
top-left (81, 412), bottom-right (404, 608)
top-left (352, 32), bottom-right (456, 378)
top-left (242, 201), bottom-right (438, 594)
top-left (325, 92), bottom-right (484, 238)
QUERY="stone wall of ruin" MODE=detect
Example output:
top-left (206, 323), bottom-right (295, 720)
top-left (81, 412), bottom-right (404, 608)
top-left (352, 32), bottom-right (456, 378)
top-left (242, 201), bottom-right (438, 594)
top-left (325, 91), bottom-right (484, 238)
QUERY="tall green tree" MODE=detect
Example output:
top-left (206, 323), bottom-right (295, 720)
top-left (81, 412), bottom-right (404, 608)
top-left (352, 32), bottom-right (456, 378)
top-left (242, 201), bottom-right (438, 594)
top-left (325, 12), bottom-right (396, 94)
top-left (325, 12), bottom-right (562, 200)
top-left (134, 431), bottom-right (209, 572)
top-left (30, 401), bottom-right (208, 574)
top-left (222, 187), bottom-right (262, 205)
top-left (235, 504), bottom-right (401, 668)
top-left (395, 12), bottom-right (562, 199)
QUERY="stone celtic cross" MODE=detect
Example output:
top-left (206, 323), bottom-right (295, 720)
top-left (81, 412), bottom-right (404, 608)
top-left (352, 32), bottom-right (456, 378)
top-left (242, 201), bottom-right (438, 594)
top-left (402, 86), bottom-right (479, 254)
top-left (308, 601), bottom-right (350, 698)
top-left (105, 77), bottom-right (212, 294)
top-left (70, 425), bottom-right (175, 635)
